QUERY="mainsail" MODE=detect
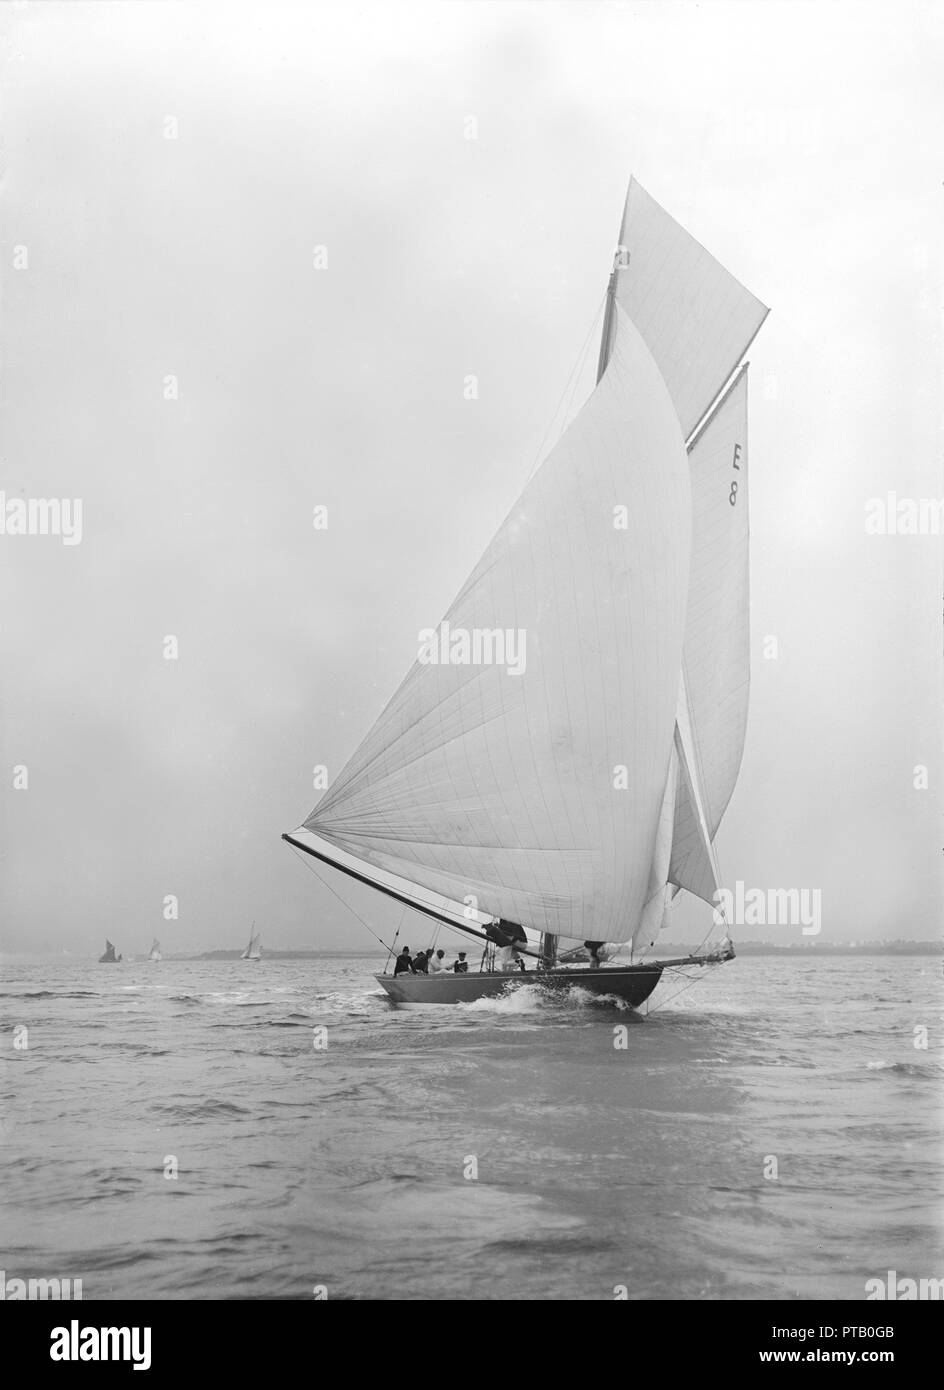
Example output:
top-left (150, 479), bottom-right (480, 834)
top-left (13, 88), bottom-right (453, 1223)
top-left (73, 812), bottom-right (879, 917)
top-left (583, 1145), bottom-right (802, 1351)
top-left (303, 304), bottom-right (691, 944)
top-left (241, 928), bottom-right (261, 961)
top-left (147, 938), bottom-right (162, 961)
top-left (292, 178), bottom-right (766, 952)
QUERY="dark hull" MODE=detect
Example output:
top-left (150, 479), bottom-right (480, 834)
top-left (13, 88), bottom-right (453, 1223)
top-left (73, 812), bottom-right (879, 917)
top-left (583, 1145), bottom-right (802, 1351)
top-left (376, 964), bottom-right (664, 1007)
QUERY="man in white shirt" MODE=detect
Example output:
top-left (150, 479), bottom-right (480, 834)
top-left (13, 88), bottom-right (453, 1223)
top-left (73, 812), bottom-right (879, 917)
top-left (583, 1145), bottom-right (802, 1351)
top-left (497, 943), bottom-right (517, 972)
top-left (429, 949), bottom-right (447, 974)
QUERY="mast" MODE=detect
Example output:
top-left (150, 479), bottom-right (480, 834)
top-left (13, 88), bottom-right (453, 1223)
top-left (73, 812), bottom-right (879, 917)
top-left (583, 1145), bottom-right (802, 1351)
top-left (595, 267), bottom-right (619, 383)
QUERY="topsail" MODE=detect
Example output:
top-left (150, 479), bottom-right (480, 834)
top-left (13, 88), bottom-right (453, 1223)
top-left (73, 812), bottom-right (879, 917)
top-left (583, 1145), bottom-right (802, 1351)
top-left (609, 178), bottom-right (768, 441)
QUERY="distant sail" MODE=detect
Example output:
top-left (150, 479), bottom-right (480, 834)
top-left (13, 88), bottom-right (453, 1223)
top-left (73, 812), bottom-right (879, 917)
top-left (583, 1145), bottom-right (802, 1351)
top-left (147, 938), bottom-right (162, 962)
top-left (98, 939), bottom-right (120, 963)
top-left (303, 304), bottom-right (692, 944)
top-left (241, 928), bottom-right (262, 960)
top-left (610, 179), bottom-right (768, 440)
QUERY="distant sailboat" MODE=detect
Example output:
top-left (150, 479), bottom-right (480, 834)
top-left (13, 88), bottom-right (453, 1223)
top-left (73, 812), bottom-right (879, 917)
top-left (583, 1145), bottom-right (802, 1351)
top-left (284, 178), bottom-right (768, 1006)
top-left (99, 939), bottom-right (122, 964)
top-left (241, 925), bottom-right (262, 961)
top-left (147, 938), bottom-right (162, 962)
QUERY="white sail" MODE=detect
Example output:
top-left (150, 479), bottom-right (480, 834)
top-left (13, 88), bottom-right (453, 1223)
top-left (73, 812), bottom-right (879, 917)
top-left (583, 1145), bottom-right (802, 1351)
top-left (304, 304), bottom-right (691, 944)
top-left (611, 179), bottom-right (768, 441)
top-left (634, 741), bottom-right (679, 948)
top-left (668, 692), bottom-right (720, 906)
top-left (681, 368), bottom-right (750, 835)
top-left (662, 370), bottom-right (750, 916)
top-left (609, 185), bottom-right (758, 935)
top-left (148, 938), bottom-right (162, 961)
top-left (241, 926), bottom-right (261, 960)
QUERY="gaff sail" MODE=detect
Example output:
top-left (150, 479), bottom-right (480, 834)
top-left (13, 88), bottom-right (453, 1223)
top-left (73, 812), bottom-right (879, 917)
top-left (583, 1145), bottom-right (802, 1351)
top-left (302, 303), bottom-right (691, 944)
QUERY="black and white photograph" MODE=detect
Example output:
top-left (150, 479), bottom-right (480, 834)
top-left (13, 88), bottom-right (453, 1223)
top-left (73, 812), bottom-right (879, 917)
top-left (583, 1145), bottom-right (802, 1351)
top-left (1, 0), bottom-right (941, 1348)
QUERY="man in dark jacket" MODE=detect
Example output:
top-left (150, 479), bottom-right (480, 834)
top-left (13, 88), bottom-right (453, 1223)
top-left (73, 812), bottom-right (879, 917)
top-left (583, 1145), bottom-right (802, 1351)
top-left (393, 947), bottom-right (416, 977)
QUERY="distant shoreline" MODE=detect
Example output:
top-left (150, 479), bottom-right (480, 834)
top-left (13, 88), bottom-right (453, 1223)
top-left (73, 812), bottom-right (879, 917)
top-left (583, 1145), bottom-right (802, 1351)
top-left (200, 942), bottom-right (942, 959)
top-left (3, 942), bottom-right (940, 961)
top-left (166, 941), bottom-right (944, 961)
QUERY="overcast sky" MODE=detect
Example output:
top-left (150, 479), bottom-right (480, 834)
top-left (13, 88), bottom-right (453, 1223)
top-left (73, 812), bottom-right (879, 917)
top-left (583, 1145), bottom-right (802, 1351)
top-left (1, 0), bottom-right (941, 954)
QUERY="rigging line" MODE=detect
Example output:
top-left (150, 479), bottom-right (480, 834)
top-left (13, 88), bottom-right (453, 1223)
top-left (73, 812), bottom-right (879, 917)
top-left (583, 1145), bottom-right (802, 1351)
top-left (383, 905), bottom-right (407, 974)
top-left (288, 843), bottom-right (398, 953)
top-left (635, 896), bottom-right (727, 966)
top-left (561, 305), bottom-right (599, 426)
top-left (521, 290), bottom-right (607, 488)
top-left (693, 908), bottom-right (727, 955)
top-left (286, 836), bottom-right (525, 954)
top-left (646, 966), bottom-right (715, 1015)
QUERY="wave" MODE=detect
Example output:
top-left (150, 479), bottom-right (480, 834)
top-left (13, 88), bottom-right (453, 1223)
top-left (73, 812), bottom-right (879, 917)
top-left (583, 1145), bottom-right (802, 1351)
top-left (308, 990), bottom-right (387, 1014)
top-left (153, 1099), bottom-right (253, 1120)
top-left (459, 982), bottom-right (633, 1015)
top-left (169, 992), bottom-right (267, 1007)
top-left (2, 990), bottom-right (99, 1000)
top-left (865, 1059), bottom-right (940, 1076)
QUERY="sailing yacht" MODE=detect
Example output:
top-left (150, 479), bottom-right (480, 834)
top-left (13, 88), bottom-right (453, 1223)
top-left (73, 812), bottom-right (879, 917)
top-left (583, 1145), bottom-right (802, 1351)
top-left (98, 939), bottom-right (122, 963)
top-left (147, 938), bottom-right (162, 962)
top-left (240, 926), bottom-right (262, 961)
top-left (285, 178), bottom-right (767, 1006)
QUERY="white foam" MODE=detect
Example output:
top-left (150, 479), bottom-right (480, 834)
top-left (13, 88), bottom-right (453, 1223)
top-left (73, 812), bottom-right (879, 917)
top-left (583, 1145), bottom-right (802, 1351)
top-left (458, 983), bottom-right (632, 1014)
top-left (460, 983), bottom-right (548, 1014)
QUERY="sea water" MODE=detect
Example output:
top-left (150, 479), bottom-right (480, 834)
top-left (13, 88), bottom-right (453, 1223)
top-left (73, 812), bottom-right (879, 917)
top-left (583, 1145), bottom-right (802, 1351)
top-left (1, 953), bottom-right (941, 1300)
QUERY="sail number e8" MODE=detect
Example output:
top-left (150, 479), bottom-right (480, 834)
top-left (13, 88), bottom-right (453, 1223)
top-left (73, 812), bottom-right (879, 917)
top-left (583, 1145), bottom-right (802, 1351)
top-left (729, 443), bottom-right (742, 506)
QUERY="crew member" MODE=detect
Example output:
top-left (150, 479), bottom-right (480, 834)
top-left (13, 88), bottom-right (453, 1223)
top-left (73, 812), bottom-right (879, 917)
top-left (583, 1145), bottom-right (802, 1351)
top-left (393, 947), bottom-right (415, 976)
